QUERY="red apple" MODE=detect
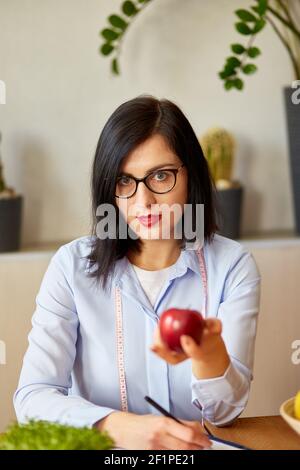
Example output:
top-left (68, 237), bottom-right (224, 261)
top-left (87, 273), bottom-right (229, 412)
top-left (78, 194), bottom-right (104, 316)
top-left (159, 308), bottom-right (205, 353)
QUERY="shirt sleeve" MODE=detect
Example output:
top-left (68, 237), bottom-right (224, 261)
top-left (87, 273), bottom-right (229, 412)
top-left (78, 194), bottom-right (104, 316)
top-left (190, 249), bottom-right (261, 426)
top-left (13, 245), bottom-right (117, 428)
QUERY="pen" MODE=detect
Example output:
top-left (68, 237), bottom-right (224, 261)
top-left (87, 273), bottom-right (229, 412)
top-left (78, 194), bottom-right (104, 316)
top-left (144, 395), bottom-right (251, 450)
top-left (144, 395), bottom-right (212, 435)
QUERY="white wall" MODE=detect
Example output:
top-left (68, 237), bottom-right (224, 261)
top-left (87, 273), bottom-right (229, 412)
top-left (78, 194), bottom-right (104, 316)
top-left (0, 0), bottom-right (296, 245)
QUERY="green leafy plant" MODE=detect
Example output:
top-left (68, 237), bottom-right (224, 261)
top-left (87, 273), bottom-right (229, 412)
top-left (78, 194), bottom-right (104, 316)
top-left (99, 0), bottom-right (300, 90)
top-left (99, 0), bottom-right (153, 75)
top-left (0, 420), bottom-right (115, 450)
top-left (219, 0), bottom-right (300, 90)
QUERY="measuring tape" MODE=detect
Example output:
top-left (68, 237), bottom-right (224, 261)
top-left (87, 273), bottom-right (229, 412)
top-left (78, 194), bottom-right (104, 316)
top-left (114, 247), bottom-right (208, 412)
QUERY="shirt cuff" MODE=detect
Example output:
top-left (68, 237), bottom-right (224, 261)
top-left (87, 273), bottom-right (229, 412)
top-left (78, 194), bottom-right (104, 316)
top-left (191, 360), bottom-right (248, 411)
top-left (83, 407), bottom-right (118, 429)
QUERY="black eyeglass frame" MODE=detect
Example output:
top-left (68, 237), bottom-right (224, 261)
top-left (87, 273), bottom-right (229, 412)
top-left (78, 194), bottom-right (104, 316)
top-left (115, 164), bottom-right (185, 199)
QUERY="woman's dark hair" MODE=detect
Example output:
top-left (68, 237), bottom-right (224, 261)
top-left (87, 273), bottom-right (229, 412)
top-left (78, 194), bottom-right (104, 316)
top-left (86, 94), bottom-right (219, 291)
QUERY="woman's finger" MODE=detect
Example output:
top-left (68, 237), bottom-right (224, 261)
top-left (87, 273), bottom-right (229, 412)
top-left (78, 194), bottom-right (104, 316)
top-left (204, 318), bottom-right (222, 335)
top-left (180, 335), bottom-right (199, 356)
top-left (164, 418), bottom-right (211, 448)
top-left (150, 344), bottom-right (186, 364)
top-left (151, 326), bottom-right (188, 363)
top-left (160, 433), bottom-right (207, 450)
top-left (180, 419), bottom-right (207, 434)
top-left (152, 326), bottom-right (164, 346)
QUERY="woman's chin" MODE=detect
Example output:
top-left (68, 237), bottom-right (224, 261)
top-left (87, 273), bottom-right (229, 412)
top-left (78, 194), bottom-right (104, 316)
top-left (129, 222), bottom-right (174, 241)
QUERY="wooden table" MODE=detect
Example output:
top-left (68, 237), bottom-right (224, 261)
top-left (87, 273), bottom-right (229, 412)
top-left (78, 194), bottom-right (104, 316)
top-left (206, 416), bottom-right (300, 450)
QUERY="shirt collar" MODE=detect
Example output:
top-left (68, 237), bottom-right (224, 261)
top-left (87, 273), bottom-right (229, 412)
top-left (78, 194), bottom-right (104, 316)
top-left (84, 240), bottom-right (206, 291)
top-left (180, 247), bottom-right (203, 277)
top-left (113, 244), bottom-right (204, 287)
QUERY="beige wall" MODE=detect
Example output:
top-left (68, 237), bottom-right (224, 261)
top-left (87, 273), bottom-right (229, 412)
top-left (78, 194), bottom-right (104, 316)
top-left (1, 240), bottom-right (300, 432)
top-left (0, 252), bottom-right (51, 432)
top-left (245, 240), bottom-right (300, 417)
top-left (0, 0), bottom-right (297, 246)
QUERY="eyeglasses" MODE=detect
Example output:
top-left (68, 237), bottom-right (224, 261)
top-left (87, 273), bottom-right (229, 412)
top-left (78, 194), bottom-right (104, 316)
top-left (115, 164), bottom-right (185, 199)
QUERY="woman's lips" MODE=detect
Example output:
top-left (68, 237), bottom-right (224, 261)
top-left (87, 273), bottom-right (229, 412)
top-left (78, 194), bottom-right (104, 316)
top-left (137, 214), bottom-right (162, 227)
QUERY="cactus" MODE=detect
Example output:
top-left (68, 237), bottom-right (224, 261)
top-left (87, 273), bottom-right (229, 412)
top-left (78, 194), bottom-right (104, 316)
top-left (200, 127), bottom-right (236, 187)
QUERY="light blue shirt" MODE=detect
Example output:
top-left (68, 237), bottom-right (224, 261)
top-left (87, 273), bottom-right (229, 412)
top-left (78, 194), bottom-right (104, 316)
top-left (14, 234), bottom-right (261, 427)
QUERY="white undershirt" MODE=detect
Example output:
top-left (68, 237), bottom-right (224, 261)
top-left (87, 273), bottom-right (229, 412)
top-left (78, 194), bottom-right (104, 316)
top-left (131, 263), bottom-right (174, 307)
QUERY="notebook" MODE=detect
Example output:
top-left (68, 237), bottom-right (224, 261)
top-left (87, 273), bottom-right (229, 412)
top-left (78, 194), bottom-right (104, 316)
top-left (207, 436), bottom-right (249, 450)
top-left (112, 437), bottom-right (250, 451)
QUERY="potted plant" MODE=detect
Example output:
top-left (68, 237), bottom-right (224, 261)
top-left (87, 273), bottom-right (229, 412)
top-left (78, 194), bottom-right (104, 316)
top-left (98, 1), bottom-right (299, 82)
top-left (0, 132), bottom-right (23, 253)
top-left (0, 420), bottom-right (114, 450)
top-left (200, 127), bottom-right (243, 240)
top-left (218, 0), bottom-right (300, 234)
top-left (98, 0), bottom-right (300, 234)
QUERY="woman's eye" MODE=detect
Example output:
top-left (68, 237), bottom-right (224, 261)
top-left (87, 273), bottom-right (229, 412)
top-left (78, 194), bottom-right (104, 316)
top-left (153, 171), bottom-right (167, 181)
top-left (118, 176), bottom-right (131, 186)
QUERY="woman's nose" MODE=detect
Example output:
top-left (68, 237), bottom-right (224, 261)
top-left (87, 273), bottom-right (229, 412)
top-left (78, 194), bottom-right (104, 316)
top-left (134, 181), bottom-right (157, 206)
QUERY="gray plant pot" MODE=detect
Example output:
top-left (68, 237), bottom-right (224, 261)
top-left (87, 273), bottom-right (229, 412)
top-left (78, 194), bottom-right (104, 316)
top-left (284, 86), bottom-right (300, 235)
top-left (0, 195), bottom-right (23, 252)
top-left (215, 185), bottom-right (243, 240)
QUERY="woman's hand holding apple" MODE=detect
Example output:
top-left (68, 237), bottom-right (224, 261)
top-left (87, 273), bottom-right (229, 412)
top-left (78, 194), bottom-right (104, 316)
top-left (151, 308), bottom-right (230, 380)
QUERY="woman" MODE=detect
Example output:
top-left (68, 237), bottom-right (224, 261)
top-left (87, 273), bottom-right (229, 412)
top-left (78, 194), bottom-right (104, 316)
top-left (14, 95), bottom-right (261, 450)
